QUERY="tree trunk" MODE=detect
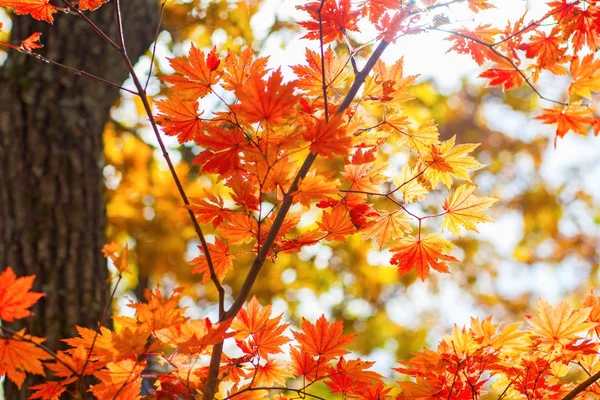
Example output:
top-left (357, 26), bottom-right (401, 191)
top-left (0, 2), bottom-right (157, 397)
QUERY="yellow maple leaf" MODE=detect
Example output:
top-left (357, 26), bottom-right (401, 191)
top-left (442, 184), bottom-right (497, 236)
top-left (423, 135), bottom-right (483, 189)
top-left (361, 210), bottom-right (412, 249)
top-left (526, 299), bottom-right (597, 346)
top-left (392, 164), bottom-right (428, 204)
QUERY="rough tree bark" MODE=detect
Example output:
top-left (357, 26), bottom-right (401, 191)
top-left (0, 2), bottom-right (157, 397)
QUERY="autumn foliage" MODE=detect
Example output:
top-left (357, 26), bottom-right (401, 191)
top-left (1, 0), bottom-right (600, 399)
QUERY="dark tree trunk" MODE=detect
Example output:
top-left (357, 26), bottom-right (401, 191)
top-left (0, 1), bottom-right (157, 397)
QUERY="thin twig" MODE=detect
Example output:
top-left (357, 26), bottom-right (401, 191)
top-left (144, 1), bottom-right (166, 91)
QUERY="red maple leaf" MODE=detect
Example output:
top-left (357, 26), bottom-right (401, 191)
top-left (0, 0), bottom-right (57, 23)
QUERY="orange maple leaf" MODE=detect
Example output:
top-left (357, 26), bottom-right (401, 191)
top-left (78, 0), bottom-right (109, 11)
top-left (192, 125), bottom-right (247, 176)
top-left (447, 25), bottom-right (502, 65)
top-left (390, 233), bottom-right (459, 280)
top-left (190, 239), bottom-right (235, 284)
top-left (218, 213), bottom-right (258, 244)
top-left (0, 267), bottom-right (44, 322)
top-left (298, 0), bottom-right (360, 43)
top-left (90, 359), bottom-right (145, 400)
top-left (187, 193), bottom-right (232, 228)
top-left (292, 47), bottom-right (349, 96)
top-left (468, 0), bottom-right (494, 12)
top-left (28, 381), bottom-right (66, 400)
top-left (536, 104), bottom-right (595, 141)
top-left (361, 210), bottom-right (411, 249)
top-left (569, 54), bottom-right (600, 99)
top-left (129, 287), bottom-right (188, 332)
top-left (222, 46), bottom-right (268, 91)
top-left (293, 170), bottom-right (340, 207)
top-left (231, 297), bottom-right (290, 358)
top-left (0, 330), bottom-right (51, 389)
top-left (303, 115), bottom-right (354, 159)
top-left (520, 28), bottom-right (567, 70)
top-left (155, 98), bottom-right (203, 143)
top-left (21, 32), bottom-right (43, 51)
top-left (0, 0), bottom-right (57, 23)
top-left (318, 205), bottom-right (356, 241)
top-left (232, 69), bottom-right (299, 125)
top-left (154, 318), bottom-right (233, 354)
top-left (293, 315), bottom-right (356, 362)
top-left (360, 0), bottom-right (401, 24)
top-left (162, 45), bottom-right (222, 99)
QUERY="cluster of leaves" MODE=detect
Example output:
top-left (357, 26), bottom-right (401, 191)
top-left (447, 0), bottom-right (600, 142)
top-left (1, 0), bottom-right (600, 399)
top-left (5, 263), bottom-right (600, 399)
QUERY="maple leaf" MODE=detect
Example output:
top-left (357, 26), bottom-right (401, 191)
top-left (335, 356), bottom-right (383, 383)
top-left (536, 104), bottom-right (595, 140)
top-left (155, 98), bottom-right (203, 143)
top-left (0, 0), bottom-right (57, 23)
top-left (293, 170), bottom-right (340, 207)
top-left (162, 45), bottom-right (222, 99)
top-left (526, 299), bottom-right (597, 346)
top-left (392, 164), bottom-right (427, 204)
top-left (232, 69), bottom-right (299, 126)
top-left (232, 297), bottom-right (290, 358)
top-left (129, 287), bottom-right (187, 332)
top-left (520, 28), bottom-right (567, 70)
top-left (45, 345), bottom-right (99, 382)
top-left (442, 184), bottom-right (497, 236)
top-left (90, 359), bottom-right (145, 400)
top-left (479, 67), bottom-right (524, 91)
top-left (447, 25), bottom-right (502, 65)
top-left (192, 125), bottom-right (247, 176)
top-left (298, 0), bottom-right (360, 43)
top-left (21, 32), bottom-right (42, 51)
top-left (303, 115), bottom-right (354, 159)
top-left (187, 193), bottom-right (232, 228)
top-left (191, 239), bottom-right (235, 283)
top-left (293, 315), bottom-right (356, 362)
top-left (254, 359), bottom-right (293, 386)
top-left (292, 47), bottom-right (349, 96)
top-left (361, 210), bottom-right (411, 249)
top-left (0, 267), bottom-right (44, 322)
top-left (569, 54), bottom-right (600, 99)
top-left (222, 46), bottom-right (269, 91)
top-left (343, 161), bottom-right (389, 193)
top-left (360, 0), bottom-right (401, 24)
top-left (318, 205), bottom-right (356, 241)
top-left (101, 242), bottom-right (131, 274)
top-left (78, 0), bottom-right (110, 11)
top-left (561, 7), bottom-right (600, 52)
top-left (218, 213), bottom-right (258, 244)
top-left (468, 0), bottom-right (494, 12)
top-left (397, 120), bottom-right (440, 154)
top-left (28, 382), bottom-right (66, 400)
top-left (390, 233), bottom-right (459, 280)
top-left (0, 330), bottom-right (51, 389)
top-left (363, 58), bottom-right (418, 107)
top-left (423, 135), bottom-right (482, 189)
top-left (155, 318), bottom-right (233, 354)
